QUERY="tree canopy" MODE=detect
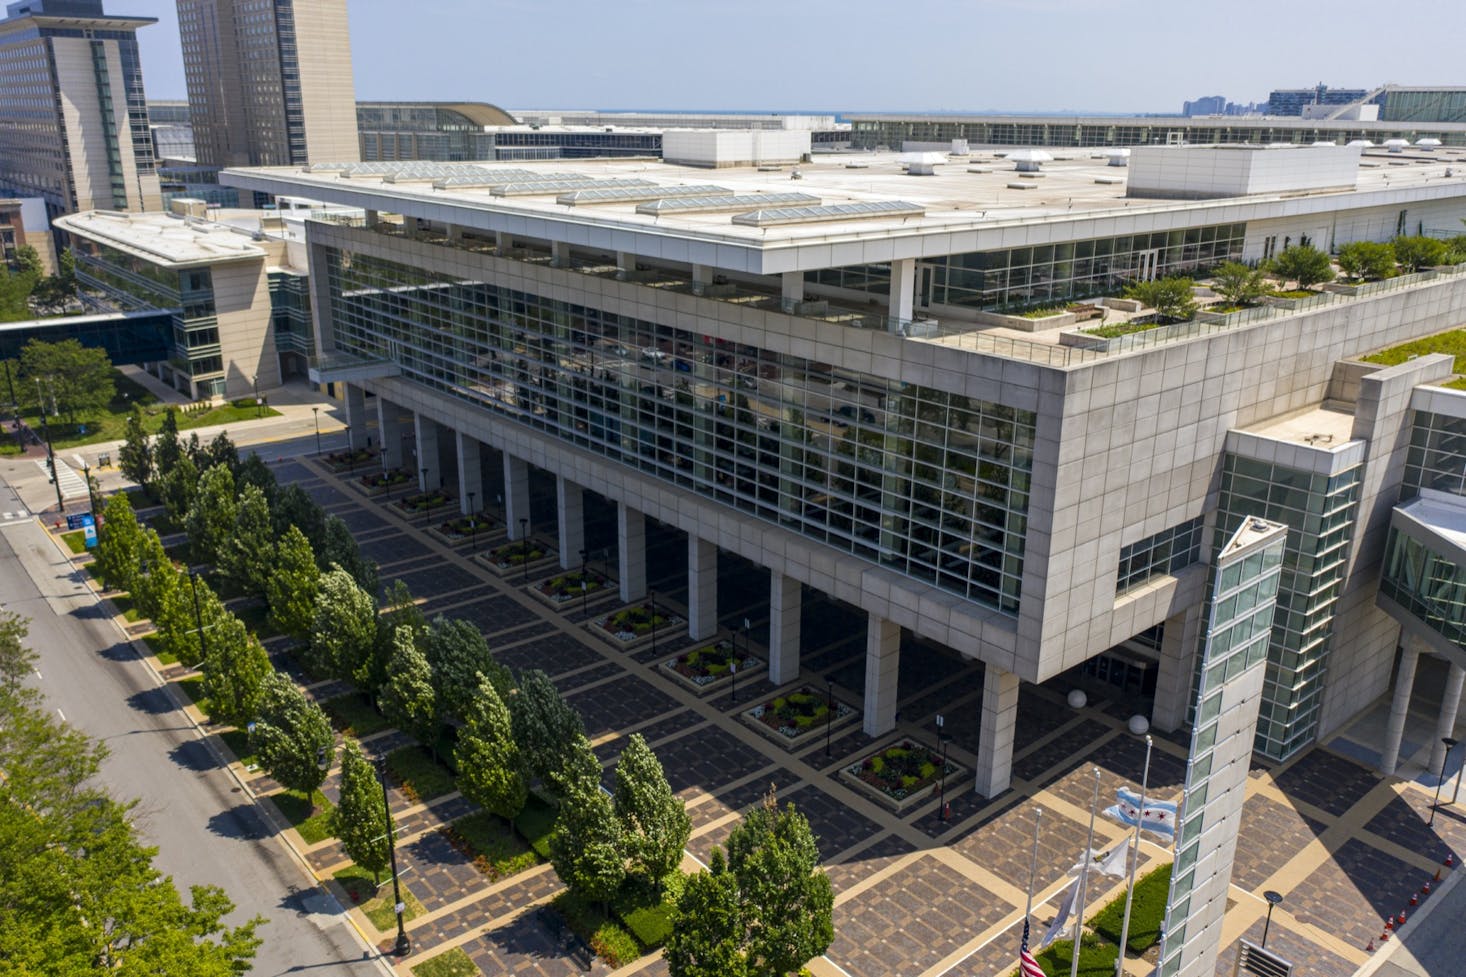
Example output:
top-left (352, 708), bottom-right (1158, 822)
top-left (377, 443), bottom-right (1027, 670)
top-left (19, 338), bottom-right (114, 425)
top-left (333, 738), bottom-right (392, 884)
top-left (454, 672), bottom-right (526, 820)
top-left (614, 733), bottom-right (690, 882)
top-left (251, 672), bottom-right (334, 795)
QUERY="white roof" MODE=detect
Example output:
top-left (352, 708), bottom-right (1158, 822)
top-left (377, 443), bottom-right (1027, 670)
top-left (53, 210), bottom-right (267, 268)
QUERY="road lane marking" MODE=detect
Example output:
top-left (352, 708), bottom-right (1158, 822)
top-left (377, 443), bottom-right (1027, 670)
top-left (56, 708), bottom-right (66, 722)
top-left (34, 669), bottom-right (42, 680)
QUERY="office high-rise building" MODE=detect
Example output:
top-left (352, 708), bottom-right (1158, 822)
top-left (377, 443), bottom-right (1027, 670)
top-left (177, 0), bottom-right (358, 168)
top-left (0, 0), bottom-right (162, 217)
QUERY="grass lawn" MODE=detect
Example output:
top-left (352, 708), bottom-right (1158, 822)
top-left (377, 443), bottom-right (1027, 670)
top-left (59, 529), bottom-right (87, 554)
top-left (108, 593), bottom-right (143, 623)
top-left (216, 728), bottom-right (257, 768)
top-left (611, 873), bottom-right (680, 949)
top-left (321, 693), bottom-right (391, 737)
top-left (1015, 934), bottom-right (1118, 977)
top-left (172, 675), bottom-right (211, 717)
top-left (269, 788), bottom-right (336, 844)
top-left (385, 746), bottom-right (456, 804)
top-left (513, 792), bottom-right (557, 859)
top-left (1092, 863), bottom-right (1171, 953)
top-left (552, 891), bottom-right (640, 968)
top-left (333, 864), bottom-right (425, 931)
top-left (140, 632), bottom-right (177, 665)
top-left (410, 947), bottom-right (478, 977)
top-left (445, 811), bottom-right (539, 880)
top-left (1364, 327), bottom-right (1466, 375)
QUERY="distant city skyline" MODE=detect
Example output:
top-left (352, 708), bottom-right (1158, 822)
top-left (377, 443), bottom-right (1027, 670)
top-left (127, 0), bottom-right (1462, 116)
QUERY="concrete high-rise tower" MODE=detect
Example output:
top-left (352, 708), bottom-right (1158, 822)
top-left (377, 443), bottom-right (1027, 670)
top-left (177, 0), bottom-right (358, 168)
top-left (0, 0), bottom-right (163, 217)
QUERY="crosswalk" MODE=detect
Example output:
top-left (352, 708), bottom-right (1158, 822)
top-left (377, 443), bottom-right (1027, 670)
top-left (33, 457), bottom-right (89, 503)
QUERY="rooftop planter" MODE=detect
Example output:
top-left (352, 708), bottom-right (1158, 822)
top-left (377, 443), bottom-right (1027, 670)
top-left (1323, 269), bottom-right (1438, 297)
top-left (395, 489), bottom-right (454, 515)
top-left (478, 538), bottom-right (556, 578)
top-left (741, 685), bottom-right (856, 750)
top-left (428, 513), bottom-right (497, 546)
top-left (587, 601), bottom-right (684, 649)
top-left (658, 639), bottom-right (762, 695)
top-left (839, 738), bottom-right (967, 813)
top-left (1260, 289), bottom-right (1337, 311)
top-left (358, 468), bottom-right (412, 495)
top-left (529, 568), bottom-right (610, 611)
top-left (1195, 304), bottom-right (1275, 326)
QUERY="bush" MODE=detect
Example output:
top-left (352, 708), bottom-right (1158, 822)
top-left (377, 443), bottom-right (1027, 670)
top-left (1392, 235), bottom-right (1448, 272)
top-left (1268, 244), bottom-right (1333, 289)
top-left (552, 891), bottom-right (641, 967)
top-left (1122, 277), bottom-right (1196, 322)
top-left (1091, 862), bottom-right (1172, 953)
top-left (1336, 240), bottom-right (1397, 281)
top-left (612, 873), bottom-right (680, 948)
top-left (515, 791), bottom-right (558, 858)
top-left (1210, 260), bottom-right (1268, 306)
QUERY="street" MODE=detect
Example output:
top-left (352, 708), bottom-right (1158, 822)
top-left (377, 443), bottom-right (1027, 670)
top-left (0, 483), bottom-right (386, 976)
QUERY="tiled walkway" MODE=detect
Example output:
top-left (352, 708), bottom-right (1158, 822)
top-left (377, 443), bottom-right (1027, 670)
top-left (205, 457), bottom-right (1465, 977)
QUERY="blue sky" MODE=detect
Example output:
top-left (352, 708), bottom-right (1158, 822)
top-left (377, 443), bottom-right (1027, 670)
top-left (131, 0), bottom-right (1466, 115)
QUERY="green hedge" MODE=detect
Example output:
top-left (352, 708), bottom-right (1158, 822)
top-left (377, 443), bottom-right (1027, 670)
top-left (611, 873), bottom-right (682, 948)
top-left (552, 891), bottom-right (640, 968)
top-left (514, 792), bottom-right (557, 858)
top-left (1091, 863), bottom-right (1171, 953)
top-left (1014, 933), bottom-right (1117, 977)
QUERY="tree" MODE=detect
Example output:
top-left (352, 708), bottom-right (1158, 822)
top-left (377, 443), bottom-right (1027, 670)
top-left (19, 338), bottom-right (114, 426)
top-left (219, 483), bottom-right (273, 597)
top-left (1392, 235), bottom-right (1448, 272)
top-left (185, 463), bottom-right (236, 565)
top-left (511, 668), bottom-right (585, 789)
top-left (272, 483), bottom-right (326, 552)
top-left (92, 491), bottom-right (144, 593)
top-left (364, 580), bottom-right (425, 696)
top-left (307, 566), bottom-right (377, 682)
top-left (1270, 244), bottom-right (1334, 289)
top-left (614, 733), bottom-right (690, 883)
top-left (424, 616), bottom-right (511, 722)
top-left (131, 527), bottom-right (176, 621)
top-left (665, 849), bottom-right (749, 977)
top-left (13, 243), bottom-right (41, 277)
top-left (550, 773), bottom-right (625, 906)
top-left (0, 266), bottom-right (33, 322)
top-left (378, 626), bottom-right (437, 754)
top-left (158, 452), bottom-right (199, 523)
top-left (200, 615), bottom-right (273, 727)
top-left (234, 451), bottom-right (276, 501)
top-left (266, 525), bottom-right (320, 641)
top-left (1337, 240), bottom-right (1398, 281)
top-left (154, 407), bottom-right (183, 475)
top-left (0, 609), bottom-right (34, 692)
top-left (251, 671), bottom-right (334, 795)
top-left (153, 570), bottom-right (228, 669)
top-left (720, 792), bottom-right (834, 977)
top-left (118, 403), bottom-right (154, 490)
top-left (1123, 276), bottom-right (1197, 322)
top-left (205, 430), bottom-right (239, 473)
top-left (1211, 261), bottom-right (1268, 307)
top-left (454, 672), bottom-right (526, 820)
top-left (321, 514), bottom-right (378, 594)
top-left (332, 738), bottom-right (392, 884)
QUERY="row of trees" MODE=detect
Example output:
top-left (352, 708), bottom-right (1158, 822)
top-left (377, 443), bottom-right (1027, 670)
top-left (0, 246), bottom-right (76, 323)
top-left (0, 610), bottom-right (264, 974)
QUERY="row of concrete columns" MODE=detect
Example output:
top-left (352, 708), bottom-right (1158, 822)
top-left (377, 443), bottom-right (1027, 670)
top-left (349, 388), bottom-right (1022, 796)
top-left (1381, 635), bottom-right (1466, 777)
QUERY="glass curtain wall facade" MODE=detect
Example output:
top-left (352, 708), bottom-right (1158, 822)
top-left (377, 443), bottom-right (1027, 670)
top-left (1212, 454), bottom-right (1361, 760)
top-left (1117, 516), bottom-right (1205, 594)
top-left (324, 245), bottom-right (1035, 613)
top-left (850, 118), bottom-right (1466, 149)
top-left (1403, 409), bottom-right (1466, 499)
top-left (1380, 527), bottom-right (1466, 648)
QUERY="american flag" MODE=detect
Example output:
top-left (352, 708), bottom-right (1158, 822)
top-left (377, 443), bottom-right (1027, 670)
top-left (1019, 917), bottom-right (1045, 977)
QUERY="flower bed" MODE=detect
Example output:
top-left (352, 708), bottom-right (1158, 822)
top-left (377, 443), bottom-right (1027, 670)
top-left (530, 569), bottom-right (610, 610)
top-left (358, 468), bottom-right (412, 495)
top-left (395, 490), bottom-right (454, 514)
top-left (429, 513), bottom-right (496, 546)
top-left (742, 685), bottom-right (856, 748)
top-left (839, 738), bottom-right (965, 812)
top-left (478, 538), bottom-right (555, 577)
top-left (324, 447), bottom-right (377, 472)
top-left (659, 640), bottom-right (762, 695)
top-left (587, 601), bottom-right (685, 648)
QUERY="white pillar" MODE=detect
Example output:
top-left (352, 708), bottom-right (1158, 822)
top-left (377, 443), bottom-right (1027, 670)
top-left (616, 251), bottom-right (635, 280)
top-left (974, 666), bottom-right (1020, 797)
top-left (455, 431), bottom-right (483, 515)
top-left (889, 257), bottom-right (916, 329)
top-left (343, 384), bottom-right (368, 451)
top-left (1429, 661), bottom-right (1466, 775)
top-left (617, 503), bottom-right (647, 603)
top-left (768, 571), bottom-right (801, 686)
top-left (377, 398), bottom-right (403, 468)
top-left (1381, 640), bottom-right (1421, 776)
top-left (364, 209), bottom-right (379, 227)
top-left (496, 230), bottom-right (510, 252)
top-left (687, 536), bottom-right (717, 640)
top-left (446, 223), bottom-right (462, 243)
top-left (863, 614), bottom-right (900, 736)
top-left (414, 414), bottom-right (441, 491)
top-left (692, 263), bottom-right (713, 296)
top-left (503, 454), bottom-right (531, 540)
top-left (557, 476), bottom-right (585, 571)
top-left (551, 240), bottom-right (570, 268)
top-left (781, 270), bottom-right (805, 312)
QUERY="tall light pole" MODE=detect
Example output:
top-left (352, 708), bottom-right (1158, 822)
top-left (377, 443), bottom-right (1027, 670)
top-left (649, 588), bottom-right (658, 657)
top-left (519, 518), bottom-right (529, 584)
top-left (1261, 890), bottom-right (1283, 949)
top-left (936, 714), bottom-right (948, 821)
top-left (1430, 737), bottom-right (1459, 827)
top-left (825, 680), bottom-right (836, 758)
top-left (35, 378), bottom-right (63, 512)
top-left (377, 758), bottom-right (411, 957)
top-left (188, 569), bottom-right (209, 662)
top-left (467, 491), bottom-right (477, 552)
top-left (252, 375), bottom-right (261, 417)
top-left (579, 548), bottom-right (589, 617)
top-left (311, 406), bottom-right (321, 456)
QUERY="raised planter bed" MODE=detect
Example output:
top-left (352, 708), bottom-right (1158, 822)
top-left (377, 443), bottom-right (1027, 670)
top-left (358, 468), bottom-right (412, 496)
top-left (529, 568), bottom-right (611, 612)
top-left (324, 447), bottom-right (378, 473)
top-left (839, 738), bottom-right (967, 813)
top-left (477, 538), bottom-right (557, 578)
top-left (394, 490), bottom-right (454, 516)
top-left (1195, 304), bottom-right (1275, 326)
top-left (587, 601), bottom-right (685, 649)
top-left (1259, 290), bottom-right (1335, 311)
top-left (659, 639), bottom-right (762, 695)
top-left (427, 513), bottom-right (498, 547)
top-left (1323, 269), bottom-right (1437, 297)
top-left (740, 685), bottom-right (856, 750)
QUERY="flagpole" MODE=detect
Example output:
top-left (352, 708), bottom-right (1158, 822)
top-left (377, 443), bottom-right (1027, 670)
top-left (1072, 765), bottom-right (1101, 977)
top-left (1114, 735), bottom-right (1152, 977)
top-left (1025, 806), bottom-right (1043, 922)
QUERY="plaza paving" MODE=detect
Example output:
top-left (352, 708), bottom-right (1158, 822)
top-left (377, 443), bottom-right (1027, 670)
top-left (134, 453), bottom-right (1466, 977)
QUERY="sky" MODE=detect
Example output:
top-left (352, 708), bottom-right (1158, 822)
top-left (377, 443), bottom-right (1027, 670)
top-left (131, 0), bottom-right (1466, 116)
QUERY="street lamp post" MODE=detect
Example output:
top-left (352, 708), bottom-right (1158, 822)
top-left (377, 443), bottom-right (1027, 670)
top-left (376, 758), bottom-right (411, 957)
top-left (649, 588), bottom-right (657, 657)
top-left (519, 518), bottom-right (529, 584)
top-left (188, 569), bottom-right (208, 662)
top-left (579, 549), bottom-right (589, 617)
top-left (80, 459), bottom-right (97, 517)
top-left (936, 714), bottom-right (948, 821)
top-left (825, 680), bottom-right (835, 758)
top-left (35, 378), bottom-right (63, 513)
top-left (1429, 737), bottom-right (1459, 827)
top-left (1261, 890), bottom-right (1283, 949)
top-left (311, 406), bottom-right (321, 456)
top-left (467, 491), bottom-right (477, 552)
top-left (252, 375), bottom-right (261, 418)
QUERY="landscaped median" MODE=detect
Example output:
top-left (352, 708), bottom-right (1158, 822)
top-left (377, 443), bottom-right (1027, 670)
top-left (1012, 863), bottom-right (1171, 977)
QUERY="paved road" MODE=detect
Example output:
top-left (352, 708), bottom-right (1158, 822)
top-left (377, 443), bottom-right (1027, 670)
top-left (0, 511), bottom-right (388, 977)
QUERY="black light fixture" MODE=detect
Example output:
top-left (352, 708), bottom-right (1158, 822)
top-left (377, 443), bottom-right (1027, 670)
top-left (466, 491), bottom-right (477, 552)
top-left (936, 713), bottom-right (949, 822)
top-left (579, 548), bottom-right (589, 616)
top-left (1261, 890), bottom-right (1283, 948)
top-left (519, 518), bottom-right (529, 584)
top-left (188, 568), bottom-right (208, 662)
top-left (1430, 737), bottom-right (1459, 827)
top-left (825, 680), bottom-right (836, 758)
top-left (376, 757), bottom-right (411, 957)
top-left (311, 406), bottom-right (322, 456)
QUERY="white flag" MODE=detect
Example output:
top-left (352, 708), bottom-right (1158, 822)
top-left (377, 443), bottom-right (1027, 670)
top-left (1099, 841), bottom-right (1132, 878)
top-left (1040, 878), bottom-right (1079, 949)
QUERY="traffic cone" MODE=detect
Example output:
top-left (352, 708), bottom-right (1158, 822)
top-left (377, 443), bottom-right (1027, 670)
top-left (1381, 931), bottom-right (1391, 942)
top-left (1397, 911), bottom-right (1407, 926)
top-left (1366, 939), bottom-right (1376, 951)
top-left (1436, 868), bottom-right (1443, 882)
top-left (1423, 881), bottom-right (1432, 895)
top-left (1447, 853), bottom-right (1456, 868)
top-left (1410, 893), bottom-right (1418, 906)
top-left (1384, 918), bottom-right (1393, 932)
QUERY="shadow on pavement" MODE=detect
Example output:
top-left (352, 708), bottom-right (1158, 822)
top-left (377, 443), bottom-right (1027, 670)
top-left (206, 801), bottom-right (275, 842)
top-left (168, 737), bottom-right (222, 773)
top-left (99, 641), bottom-right (140, 662)
top-left (125, 686), bottom-right (178, 715)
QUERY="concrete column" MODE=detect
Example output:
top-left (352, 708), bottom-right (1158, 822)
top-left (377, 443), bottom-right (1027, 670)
top-left (687, 536), bottom-right (718, 640)
top-left (445, 223), bottom-right (462, 243)
top-left (691, 263), bottom-right (713, 296)
top-left (503, 454), bottom-right (531, 540)
top-left (617, 503), bottom-right (647, 603)
top-left (556, 476), bottom-right (585, 570)
top-left (889, 257), bottom-right (916, 329)
top-left (414, 414), bottom-right (441, 491)
top-left (616, 251), bottom-right (635, 280)
top-left (768, 571), bottom-right (801, 686)
top-left (364, 209), bottom-right (378, 227)
top-left (377, 398), bottom-right (403, 468)
top-left (863, 615), bottom-right (901, 736)
top-left (1153, 603), bottom-right (1205, 733)
top-left (1429, 661), bottom-right (1466, 776)
top-left (455, 431), bottom-right (483, 515)
top-left (780, 270), bottom-right (805, 312)
top-left (496, 231), bottom-right (510, 252)
top-left (1381, 640), bottom-right (1421, 776)
top-left (974, 666), bottom-right (1020, 797)
top-left (343, 384), bottom-right (368, 451)
top-left (551, 240), bottom-right (570, 268)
